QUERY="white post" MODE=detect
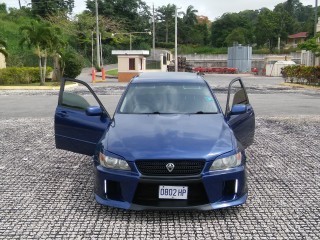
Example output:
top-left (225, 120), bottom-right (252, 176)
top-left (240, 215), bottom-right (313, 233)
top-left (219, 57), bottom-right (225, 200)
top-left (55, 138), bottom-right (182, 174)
top-left (95, 0), bottom-right (101, 68)
top-left (153, 4), bottom-right (156, 60)
top-left (315, 0), bottom-right (319, 37)
top-left (100, 33), bottom-right (103, 66)
top-left (175, 7), bottom-right (178, 72)
top-left (130, 33), bottom-right (132, 50)
top-left (91, 31), bottom-right (94, 68)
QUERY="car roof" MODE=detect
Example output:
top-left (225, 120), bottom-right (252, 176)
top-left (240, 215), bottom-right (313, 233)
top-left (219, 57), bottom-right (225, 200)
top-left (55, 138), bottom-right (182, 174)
top-left (131, 72), bottom-right (205, 84)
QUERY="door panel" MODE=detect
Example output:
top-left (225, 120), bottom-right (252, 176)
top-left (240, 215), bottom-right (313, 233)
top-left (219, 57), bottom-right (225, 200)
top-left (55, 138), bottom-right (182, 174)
top-left (55, 78), bottom-right (111, 156)
top-left (226, 78), bottom-right (255, 149)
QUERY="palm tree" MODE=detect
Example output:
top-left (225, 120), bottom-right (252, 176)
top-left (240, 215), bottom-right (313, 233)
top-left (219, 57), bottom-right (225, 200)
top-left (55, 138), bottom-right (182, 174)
top-left (157, 4), bottom-right (176, 43)
top-left (19, 20), bottom-right (64, 85)
top-left (183, 5), bottom-right (198, 26)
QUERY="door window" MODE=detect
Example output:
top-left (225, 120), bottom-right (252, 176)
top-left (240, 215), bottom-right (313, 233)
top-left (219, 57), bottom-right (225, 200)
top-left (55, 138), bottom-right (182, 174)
top-left (60, 80), bottom-right (105, 113)
top-left (226, 78), bottom-right (249, 115)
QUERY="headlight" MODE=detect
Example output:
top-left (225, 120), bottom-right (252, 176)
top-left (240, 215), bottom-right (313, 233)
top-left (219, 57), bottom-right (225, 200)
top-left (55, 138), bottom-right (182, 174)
top-left (99, 152), bottom-right (131, 171)
top-left (210, 152), bottom-right (242, 171)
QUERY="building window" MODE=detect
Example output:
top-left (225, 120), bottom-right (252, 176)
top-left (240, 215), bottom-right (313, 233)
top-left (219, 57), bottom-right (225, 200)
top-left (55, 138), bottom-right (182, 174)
top-left (129, 58), bottom-right (135, 70)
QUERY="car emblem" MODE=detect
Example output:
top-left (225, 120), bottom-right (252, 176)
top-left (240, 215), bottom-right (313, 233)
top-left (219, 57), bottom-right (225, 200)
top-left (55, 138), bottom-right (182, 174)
top-left (166, 163), bottom-right (175, 172)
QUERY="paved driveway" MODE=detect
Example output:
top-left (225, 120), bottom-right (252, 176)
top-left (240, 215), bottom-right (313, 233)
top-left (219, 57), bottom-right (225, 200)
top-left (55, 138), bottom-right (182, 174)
top-left (0, 74), bottom-right (319, 239)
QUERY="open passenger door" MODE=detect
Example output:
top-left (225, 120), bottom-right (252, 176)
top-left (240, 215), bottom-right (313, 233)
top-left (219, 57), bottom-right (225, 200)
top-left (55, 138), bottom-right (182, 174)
top-left (54, 78), bottom-right (111, 156)
top-left (226, 78), bottom-right (255, 150)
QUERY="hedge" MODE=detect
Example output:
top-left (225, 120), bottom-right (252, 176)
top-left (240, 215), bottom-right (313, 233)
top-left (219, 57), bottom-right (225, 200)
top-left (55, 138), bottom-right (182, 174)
top-left (281, 65), bottom-right (320, 86)
top-left (0, 67), bottom-right (53, 85)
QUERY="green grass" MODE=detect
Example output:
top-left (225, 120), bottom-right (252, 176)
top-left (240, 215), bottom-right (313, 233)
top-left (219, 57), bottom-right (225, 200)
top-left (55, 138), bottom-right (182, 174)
top-left (0, 81), bottom-right (74, 87)
top-left (107, 69), bottom-right (118, 76)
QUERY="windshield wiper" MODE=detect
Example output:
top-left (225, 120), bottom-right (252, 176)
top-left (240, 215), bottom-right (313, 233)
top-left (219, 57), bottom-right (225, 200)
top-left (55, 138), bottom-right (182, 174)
top-left (195, 111), bottom-right (217, 114)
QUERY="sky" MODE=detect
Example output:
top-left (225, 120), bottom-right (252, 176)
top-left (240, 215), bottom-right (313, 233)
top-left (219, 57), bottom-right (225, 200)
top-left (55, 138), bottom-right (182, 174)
top-left (0, 0), bottom-right (317, 21)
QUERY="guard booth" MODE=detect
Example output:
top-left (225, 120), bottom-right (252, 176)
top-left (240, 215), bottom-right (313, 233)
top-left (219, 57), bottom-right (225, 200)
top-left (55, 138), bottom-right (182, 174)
top-left (112, 50), bottom-right (149, 82)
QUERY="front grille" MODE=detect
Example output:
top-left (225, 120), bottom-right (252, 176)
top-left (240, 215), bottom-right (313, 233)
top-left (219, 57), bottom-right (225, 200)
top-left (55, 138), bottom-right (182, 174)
top-left (135, 160), bottom-right (205, 176)
top-left (132, 181), bottom-right (209, 206)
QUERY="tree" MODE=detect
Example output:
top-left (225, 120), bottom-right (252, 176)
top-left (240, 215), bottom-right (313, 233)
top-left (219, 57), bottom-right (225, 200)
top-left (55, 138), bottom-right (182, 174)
top-left (274, 0), bottom-right (314, 34)
top-left (255, 7), bottom-right (295, 51)
top-left (60, 49), bottom-right (84, 78)
top-left (298, 34), bottom-right (320, 56)
top-left (225, 28), bottom-right (247, 46)
top-left (183, 5), bottom-right (198, 25)
top-left (211, 13), bottom-right (246, 47)
top-left (20, 21), bottom-right (64, 85)
top-left (0, 3), bottom-right (7, 14)
top-left (86, 0), bottom-right (150, 32)
top-left (31, 0), bottom-right (74, 17)
top-left (156, 4), bottom-right (176, 43)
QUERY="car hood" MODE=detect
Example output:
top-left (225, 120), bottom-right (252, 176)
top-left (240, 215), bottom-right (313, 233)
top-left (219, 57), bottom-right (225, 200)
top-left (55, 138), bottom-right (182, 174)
top-left (104, 114), bottom-right (234, 161)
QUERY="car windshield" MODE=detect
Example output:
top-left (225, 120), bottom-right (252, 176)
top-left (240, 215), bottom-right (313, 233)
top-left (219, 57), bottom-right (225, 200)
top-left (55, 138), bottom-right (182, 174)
top-left (119, 82), bottom-right (219, 114)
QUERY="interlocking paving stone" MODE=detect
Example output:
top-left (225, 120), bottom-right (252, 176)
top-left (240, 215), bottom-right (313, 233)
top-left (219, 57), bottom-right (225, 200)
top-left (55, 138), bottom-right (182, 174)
top-left (0, 116), bottom-right (319, 239)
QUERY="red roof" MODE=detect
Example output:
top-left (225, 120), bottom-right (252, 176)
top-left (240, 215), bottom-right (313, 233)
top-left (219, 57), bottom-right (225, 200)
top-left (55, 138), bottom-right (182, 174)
top-left (288, 32), bottom-right (308, 39)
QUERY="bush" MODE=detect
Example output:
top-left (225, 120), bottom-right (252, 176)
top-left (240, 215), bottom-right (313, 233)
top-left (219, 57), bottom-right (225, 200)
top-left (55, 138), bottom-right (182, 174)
top-left (156, 42), bottom-right (175, 49)
top-left (62, 51), bottom-right (84, 78)
top-left (0, 67), bottom-right (52, 85)
top-left (281, 65), bottom-right (320, 86)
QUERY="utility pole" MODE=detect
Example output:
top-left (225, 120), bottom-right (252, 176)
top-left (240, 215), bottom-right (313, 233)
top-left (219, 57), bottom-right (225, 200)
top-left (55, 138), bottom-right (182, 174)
top-left (153, 4), bottom-right (156, 60)
top-left (95, 0), bottom-right (101, 68)
top-left (18, 0), bottom-right (21, 9)
top-left (175, 7), bottom-right (178, 72)
top-left (315, 0), bottom-right (319, 37)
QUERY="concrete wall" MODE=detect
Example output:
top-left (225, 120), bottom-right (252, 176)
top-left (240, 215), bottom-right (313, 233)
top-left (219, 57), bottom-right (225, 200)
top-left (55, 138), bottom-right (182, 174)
top-left (181, 53), bottom-right (302, 72)
top-left (0, 52), bottom-right (6, 69)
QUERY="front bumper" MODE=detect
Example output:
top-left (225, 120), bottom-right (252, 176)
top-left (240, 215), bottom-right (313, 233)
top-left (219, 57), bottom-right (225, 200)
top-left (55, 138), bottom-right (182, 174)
top-left (93, 162), bottom-right (248, 211)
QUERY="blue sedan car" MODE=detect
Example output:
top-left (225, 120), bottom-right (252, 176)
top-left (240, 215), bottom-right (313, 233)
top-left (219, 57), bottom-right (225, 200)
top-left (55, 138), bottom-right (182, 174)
top-left (55, 72), bottom-right (255, 210)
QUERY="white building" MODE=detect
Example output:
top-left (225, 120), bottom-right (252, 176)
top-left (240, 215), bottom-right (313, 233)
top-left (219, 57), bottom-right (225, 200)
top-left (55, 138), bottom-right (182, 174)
top-left (0, 51), bottom-right (6, 69)
top-left (112, 50), bottom-right (150, 82)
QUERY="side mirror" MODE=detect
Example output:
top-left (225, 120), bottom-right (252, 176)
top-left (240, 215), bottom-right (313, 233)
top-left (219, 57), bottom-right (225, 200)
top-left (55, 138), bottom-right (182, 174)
top-left (230, 104), bottom-right (247, 115)
top-left (86, 106), bottom-right (103, 116)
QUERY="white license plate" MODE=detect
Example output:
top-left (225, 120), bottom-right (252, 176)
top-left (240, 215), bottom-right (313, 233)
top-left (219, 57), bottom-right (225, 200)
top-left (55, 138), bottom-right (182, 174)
top-left (158, 185), bottom-right (188, 199)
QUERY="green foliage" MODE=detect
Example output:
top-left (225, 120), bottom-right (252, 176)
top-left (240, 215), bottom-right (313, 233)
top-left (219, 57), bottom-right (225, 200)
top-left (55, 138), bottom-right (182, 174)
top-left (225, 28), bottom-right (247, 46)
top-left (178, 45), bottom-right (228, 54)
top-left (0, 3), bottom-right (7, 14)
top-left (0, 0), bottom-right (318, 71)
top-left (86, 0), bottom-right (150, 32)
top-left (31, 0), bottom-right (74, 17)
top-left (281, 65), bottom-right (320, 85)
top-left (210, 11), bottom-right (258, 47)
top-left (0, 67), bottom-right (52, 85)
top-left (156, 4), bottom-right (176, 43)
top-left (19, 20), bottom-right (65, 84)
top-left (61, 51), bottom-right (84, 78)
top-left (298, 34), bottom-right (320, 56)
top-left (211, 0), bottom-right (316, 51)
top-left (156, 42), bottom-right (175, 49)
top-left (255, 7), bottom-right (295, 51)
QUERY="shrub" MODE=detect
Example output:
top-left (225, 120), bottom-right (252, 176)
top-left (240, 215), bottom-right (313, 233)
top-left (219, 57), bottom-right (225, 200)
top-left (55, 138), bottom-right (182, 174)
top-left (0, 67), bottom-right (52, 85)
top-left (281, 65), bottom-right (320, 86)
top-left (156, 42), bottom-right (175, 49)
top-left (61, 51), bottom-right (84, 78)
